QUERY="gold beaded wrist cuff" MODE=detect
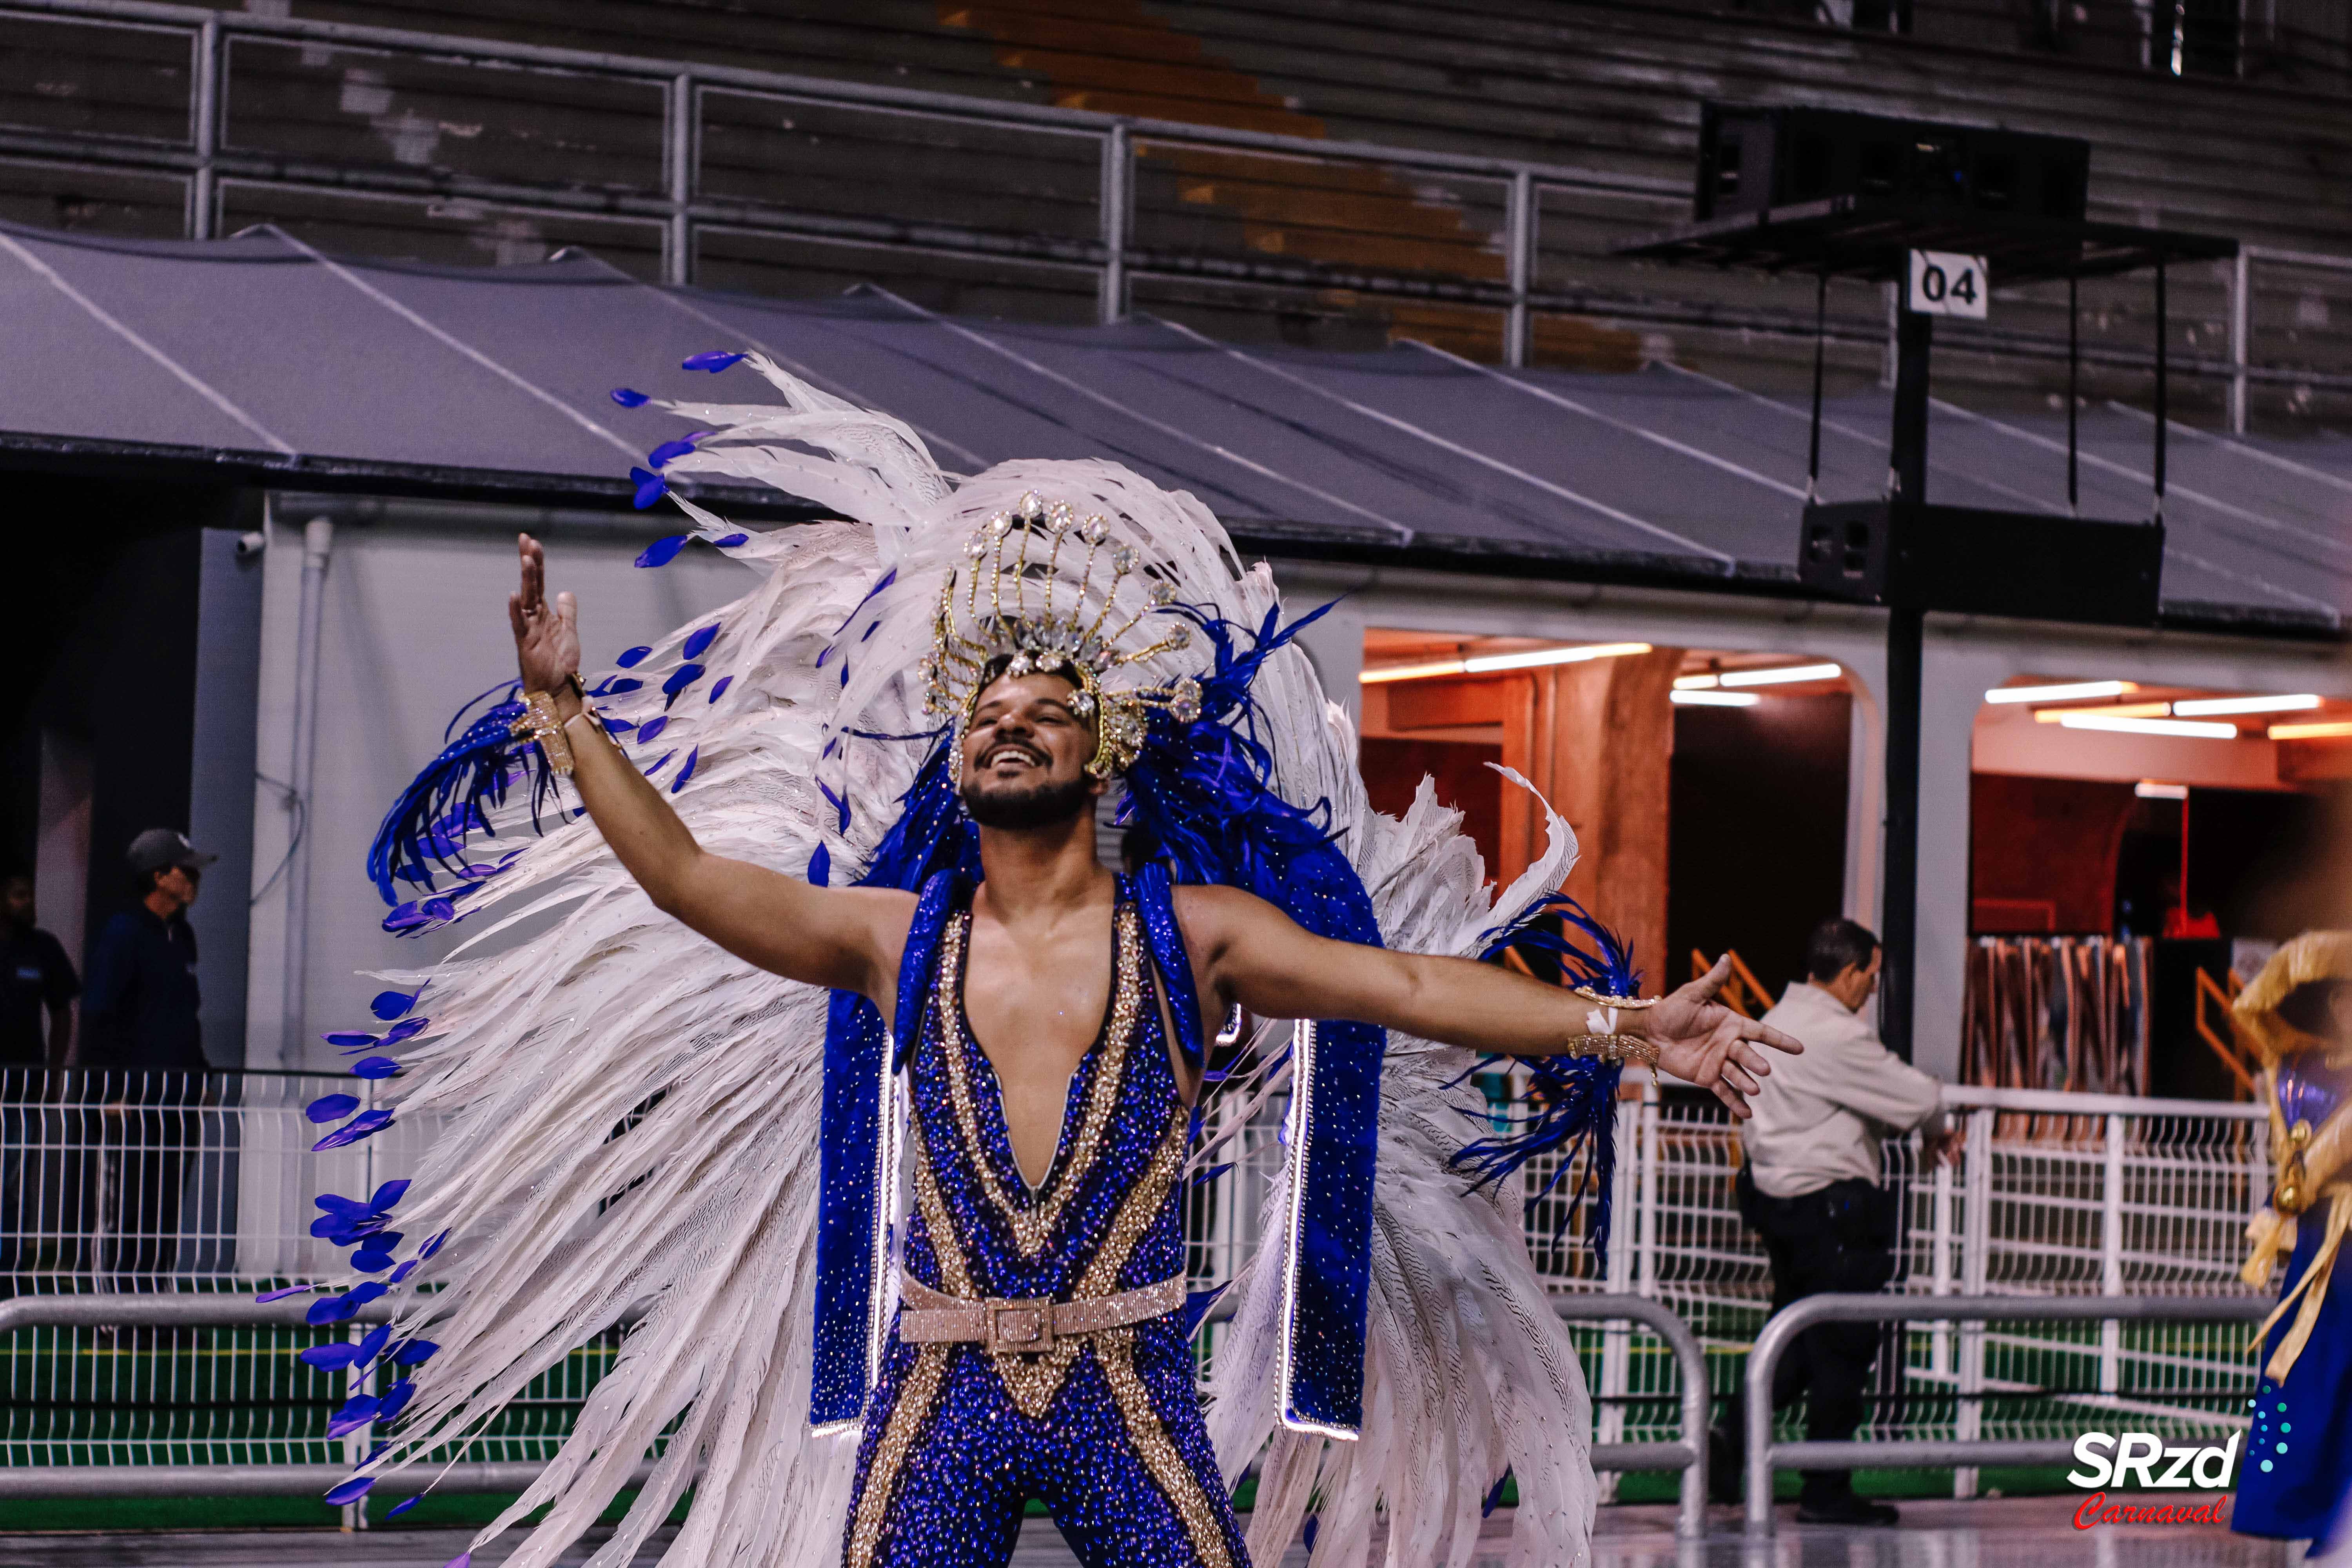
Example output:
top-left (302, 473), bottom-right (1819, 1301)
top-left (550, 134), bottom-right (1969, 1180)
top-left (1573, 985), bottom-right (1659, 1011)
top-left (514, 689), bottom-right (576, 777)
top-left (1564, 1033), bottom-right (1659, 1067)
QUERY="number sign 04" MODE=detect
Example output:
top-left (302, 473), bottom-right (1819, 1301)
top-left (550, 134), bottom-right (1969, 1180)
top-left (1907, 250), bottom-right (1989, 319)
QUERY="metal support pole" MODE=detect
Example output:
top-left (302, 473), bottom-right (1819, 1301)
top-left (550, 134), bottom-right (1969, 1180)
top-left (281, 518), bottom-right (332, 1070)
top-left (1880, 305), bottom-right (1931, 1063)
top-left (1929, 1152), bottom-right (1953, 1377)
top-left (1806, 267), bottom-right (1827, 501)
top-left (1636, 1075), bottom-right (1660, 1299)
top-left (189, 13), bottom-right (221, 239)
top-left (2153, 253), bottom-right (2169, 521)
top-left (1956, 1105), bottom-right (1993, 1497)
top-left (1890, 305), bottom-right (1933, 503)
top-left (2229, 248), bottom-right (2250, 436)
top-left (340, 1318), bottom-right (368, 1530)
top-left (1506, 167), bottom-right (1535, 369)
top-left (1099, 123), bottom-right (1129, 326)
top-left (1882, 605), bottom-right (1921, 1065)
top-left (2067, 273), bottom-right (2080, 514)
top-left (2100, 1112), bottom-right (2127, 1397)
top-left (664, 72), bottom-right (693, 287)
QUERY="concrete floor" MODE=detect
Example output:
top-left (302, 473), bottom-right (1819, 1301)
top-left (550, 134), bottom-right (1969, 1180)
top-left (0, 1496), bottom-right (2296, 1568)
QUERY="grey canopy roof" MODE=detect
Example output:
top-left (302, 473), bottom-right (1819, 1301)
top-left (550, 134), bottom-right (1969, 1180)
top-left (3, 218), bottom-right (2344, 634)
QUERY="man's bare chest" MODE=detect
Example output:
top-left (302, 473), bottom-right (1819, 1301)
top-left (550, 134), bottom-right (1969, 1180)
top-left (961, 922), bottom-right (1110, 1085)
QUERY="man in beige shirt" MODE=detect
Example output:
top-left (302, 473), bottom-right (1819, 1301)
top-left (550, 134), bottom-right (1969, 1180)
top-left (1710, 918), bottom-right (1956, 1525)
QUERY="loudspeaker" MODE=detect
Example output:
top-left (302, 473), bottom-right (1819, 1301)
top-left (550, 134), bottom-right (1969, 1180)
top-left (1696, 105), bottom-right (2089, 223)
top-left (1798, 501), bottom-right (2161, 626)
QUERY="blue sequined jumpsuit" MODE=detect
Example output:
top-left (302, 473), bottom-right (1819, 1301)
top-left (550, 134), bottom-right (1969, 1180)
top-left (2234, 1055), bottom-right (2352, 1549)
top-left (841, 882), bottom-right (1251, 1568)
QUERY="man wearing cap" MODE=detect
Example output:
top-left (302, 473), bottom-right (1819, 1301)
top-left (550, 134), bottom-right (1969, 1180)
top-left (82, 829), bottom-right (216, 1285)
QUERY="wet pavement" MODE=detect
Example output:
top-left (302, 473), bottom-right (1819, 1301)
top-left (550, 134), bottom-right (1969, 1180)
top-left (0, 1494), bottom-right (2298, 1567)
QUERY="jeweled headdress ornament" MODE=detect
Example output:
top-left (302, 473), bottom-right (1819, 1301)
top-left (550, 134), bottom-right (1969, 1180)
top-left (921, 488), bottom-right (1203, 779)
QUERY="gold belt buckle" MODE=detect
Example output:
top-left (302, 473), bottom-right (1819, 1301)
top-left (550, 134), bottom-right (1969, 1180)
top-left (985, 1298), bottom-right (1053, 1352)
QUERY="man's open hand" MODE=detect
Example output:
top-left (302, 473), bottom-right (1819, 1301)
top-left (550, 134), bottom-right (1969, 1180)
top-left (509, 532), bottom-right (580, 697)
top-left (1628, 954), bottom-right (1802, 1120)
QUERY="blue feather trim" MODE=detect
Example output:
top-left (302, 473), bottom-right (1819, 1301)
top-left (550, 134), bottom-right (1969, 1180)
top-left (1453, 897), bottom-right (1638, 1269)
top-left (1452, 1052), bottom-right (1621, 1269)
top-left (363, 682), bottom-right (564, 905)
top-left (1478, 893), bottom-right (1641, 997)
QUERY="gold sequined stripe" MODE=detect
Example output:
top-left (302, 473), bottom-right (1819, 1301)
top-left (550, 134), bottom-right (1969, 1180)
top-left (909, 1123), bottom-right (978, 1299)
top-left (986, 1105), bottom-right (1188, 1417)
top-left (845, 1343), bottom-right (950, 1568)
top-left (1096, 1328), bottom-right (1236, 1568)
top-left (936, 906), bottom-right (1147, 1256)
top-left (993, 1336), bottom-right (1082, 1419)
top-left (1076, 1106), bottom-right (1187, 1298)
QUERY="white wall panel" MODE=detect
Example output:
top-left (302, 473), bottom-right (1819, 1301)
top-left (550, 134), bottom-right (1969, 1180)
top-left (245, 506), bottom-right (755, 1072)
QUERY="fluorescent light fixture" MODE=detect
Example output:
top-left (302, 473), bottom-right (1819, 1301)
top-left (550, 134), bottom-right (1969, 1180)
top-left (2171, 693), bottom-right (2322, 717)
top-left (1719, 661), bottom-right (1844, 688)
top-left (1359, 659), bottom-right (1466, 684)
top-left (2135, 780), bottom-right (2190, 800)
top-left (2270, 720), bottom-right (2352, 740)
top-left (1463, 641), bottom-right (1652, 674)
top-left (2034, 702), bottom-right (2171, 722)
top-left (1360, 642), bottom-right (1652, 684)
top-left (2057, 713), bottom-right (2239, 739)
top-left (1986, 680), bottom-right (2136, 705)
top-left (1673, 673), bottom-right (1720, 690)
top-left (1672, 689), bottom-right (1761, 708)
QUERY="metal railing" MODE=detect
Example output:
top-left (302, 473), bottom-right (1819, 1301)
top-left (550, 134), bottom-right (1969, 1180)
top-left (0, 1289), bottom-right (1710, 1539)
top-left (1456, 1076), bottom-right (2270, 1503)
top-left (0, 0), bottom-right (1671, 369)
top-left (1645, 0), bottom-right (2352, 96)
top-left (5, 0), bottom-right (2352, 409)
top-left (0, 1067), bottom-right (2267, 1520)
top-left (1739, 1292), bottom-right (2273, 1535)
top-left (0, 1067), bottom-right (430, 1294)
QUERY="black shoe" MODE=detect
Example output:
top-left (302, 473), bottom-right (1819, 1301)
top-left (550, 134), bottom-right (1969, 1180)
top-left (1705, 1427), bottom-right (1742, 1506)
top-left (1794, 1494), bottom-right (1899, 1526)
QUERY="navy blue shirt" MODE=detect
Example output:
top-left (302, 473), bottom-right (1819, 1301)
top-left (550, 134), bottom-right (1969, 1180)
top-left (82, 906), bottom-right (207, 1073)
top-left (0, 926), bottom-right (79, 1067)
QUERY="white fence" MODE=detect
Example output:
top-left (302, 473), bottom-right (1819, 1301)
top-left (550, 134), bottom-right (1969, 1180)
top-left (1514, 1076), bottom-right (2266, 1498)
top-left (0, 1067), bottom-right (2270, 1492)
top-left (1195, 1070), bottom-right (2269, 1500)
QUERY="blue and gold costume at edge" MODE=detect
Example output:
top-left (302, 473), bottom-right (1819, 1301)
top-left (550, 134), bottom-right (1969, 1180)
top-left (2232, 932), bottom-right (2352, 1551)
top-left (842, 882), bottom-right (1249, 1568)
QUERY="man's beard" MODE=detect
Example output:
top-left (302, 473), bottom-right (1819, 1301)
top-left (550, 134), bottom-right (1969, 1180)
top-left (961, 769), bottom-right (1095, 830)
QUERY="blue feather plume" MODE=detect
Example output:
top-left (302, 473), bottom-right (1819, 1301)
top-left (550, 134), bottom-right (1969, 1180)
top-left (1450, 900), bottom-right (1639, 1270)
top-left (363, 680), bottom-right (558, 906)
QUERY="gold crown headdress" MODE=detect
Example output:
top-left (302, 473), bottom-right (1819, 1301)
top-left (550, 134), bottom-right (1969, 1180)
top-left (920, 490), bottom-right (1203, 779)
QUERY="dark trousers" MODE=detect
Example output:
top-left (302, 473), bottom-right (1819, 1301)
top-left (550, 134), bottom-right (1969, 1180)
top-left (84, 1071), bottom-right (204, 1288)
top-left (1721, 1169), bottom-right (1898, 1503)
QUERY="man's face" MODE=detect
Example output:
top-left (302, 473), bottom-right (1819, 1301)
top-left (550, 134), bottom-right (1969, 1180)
top-left (1846, 949), bottom-right (1882, 1008)
top-left (959, 670), bottom-right (1102, 830)
top-left (0, 877), bottom-right (31, 929)
top-left (157, 865), bottom-right (200, 910)
top-left (1820, 948), bottom-right (1881, 1012)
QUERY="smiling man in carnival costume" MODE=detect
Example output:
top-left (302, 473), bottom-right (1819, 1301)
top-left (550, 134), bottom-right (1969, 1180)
top-left (283, 355), bottom-right (1797, 1568)
top-left (2233, 932), bottom-right (2352, 1556)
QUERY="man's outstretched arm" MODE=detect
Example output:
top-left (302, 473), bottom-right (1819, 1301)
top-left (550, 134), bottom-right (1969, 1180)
top-left (1175, 884), bottom-right (1800, 1119)
top-left (509, 534), bottom-right (911, 1003)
